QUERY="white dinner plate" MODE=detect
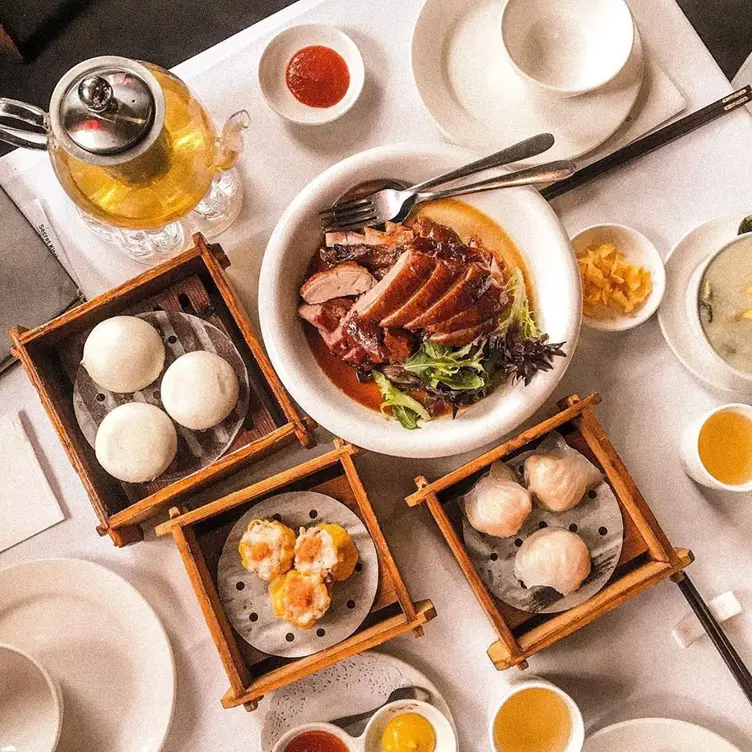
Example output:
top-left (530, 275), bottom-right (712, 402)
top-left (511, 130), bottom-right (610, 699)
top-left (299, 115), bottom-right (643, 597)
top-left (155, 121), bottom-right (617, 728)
top-left (0, 558), bottom-right (175, 752)
top-left (658, 214), bottom-right (752, 394)
top-left (259, 142), bottom-right (580, 458)
top-left (410, 0), bottom-right (644, 163)
top-left (584, 717), bottom-right (742, 752)
top-left (259, 650), bottom-right (456, 749)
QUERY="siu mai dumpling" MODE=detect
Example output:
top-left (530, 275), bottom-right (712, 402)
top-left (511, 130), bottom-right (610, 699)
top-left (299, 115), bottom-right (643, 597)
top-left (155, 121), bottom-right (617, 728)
top-left (294, 523), bottom-right (359, 582)
top-left (514, 528), bottom-right (591, 596)
top-left (238, 519), bottom-right (296, 581)
top-left (524, 448), bottom-right (603, 512)
top-left (464, 462), bottom-right (532, 538)
top-left (269, 570), bottom-right (331, 629)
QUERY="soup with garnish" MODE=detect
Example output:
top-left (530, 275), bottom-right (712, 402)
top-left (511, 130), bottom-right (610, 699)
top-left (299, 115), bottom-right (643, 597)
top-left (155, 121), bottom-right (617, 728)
top-left (699, 240), bottom-right (752, 373)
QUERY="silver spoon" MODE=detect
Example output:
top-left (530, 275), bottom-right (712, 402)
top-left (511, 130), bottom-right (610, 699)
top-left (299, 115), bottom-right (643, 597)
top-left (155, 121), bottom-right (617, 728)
top-left (329, 685), bottom-right (433, 736)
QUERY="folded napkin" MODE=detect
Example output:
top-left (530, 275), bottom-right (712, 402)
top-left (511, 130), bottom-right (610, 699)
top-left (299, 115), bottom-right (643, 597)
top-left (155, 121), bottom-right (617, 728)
top-left (0, 186), bottom-right (82, 374)
top-left (0, 412), bottom-right (64, 551)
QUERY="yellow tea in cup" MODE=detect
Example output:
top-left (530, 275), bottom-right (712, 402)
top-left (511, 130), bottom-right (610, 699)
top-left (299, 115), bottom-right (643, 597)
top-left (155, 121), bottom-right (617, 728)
top-left (492, 687), bottom-right (572, 752)
top-left (698, 409), bottom-right (752, 486)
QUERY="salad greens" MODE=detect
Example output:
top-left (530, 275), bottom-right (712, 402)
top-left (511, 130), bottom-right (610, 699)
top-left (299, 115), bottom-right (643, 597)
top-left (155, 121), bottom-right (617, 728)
top-left (374, 265), bottom-right (566, 430)
top-left (373, 371), bottom-right (430, 430)
top-left (403, 342), bottom-right (486, 391)
top-left (739, 216), bottom-right (752, 235)
top-left (496, 268), bottom-right (537, 338)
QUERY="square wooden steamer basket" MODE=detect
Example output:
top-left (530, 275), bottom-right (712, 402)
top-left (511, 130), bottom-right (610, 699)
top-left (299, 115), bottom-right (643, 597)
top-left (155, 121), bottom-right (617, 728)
top-left (10, 234), bottom-right (314, 547)
top-left (155, 439), bottom-right (436, 710)
top-left (405, 393), bottom-right (694, 671)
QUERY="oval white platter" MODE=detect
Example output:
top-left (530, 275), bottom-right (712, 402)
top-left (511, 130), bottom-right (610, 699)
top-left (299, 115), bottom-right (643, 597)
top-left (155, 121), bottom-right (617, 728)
top-left (259, 650), bottom-right (456, 750)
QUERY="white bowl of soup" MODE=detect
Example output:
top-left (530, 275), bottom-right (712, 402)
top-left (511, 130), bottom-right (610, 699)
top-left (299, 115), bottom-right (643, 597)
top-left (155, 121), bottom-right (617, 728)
top-left (687, 233), bottom-right (752, 383)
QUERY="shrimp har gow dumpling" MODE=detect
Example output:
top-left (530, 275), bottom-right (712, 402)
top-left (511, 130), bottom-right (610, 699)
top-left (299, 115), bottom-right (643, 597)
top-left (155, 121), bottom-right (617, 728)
top-left (514, 528), bottom-right (591, 596)
top-left (524, 448), bottom-right (602, 512)
top-left (464, 461), bottom-right (532, 538)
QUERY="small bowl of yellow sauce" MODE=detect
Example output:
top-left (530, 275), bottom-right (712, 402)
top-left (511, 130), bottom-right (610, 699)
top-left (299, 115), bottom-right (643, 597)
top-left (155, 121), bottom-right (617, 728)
top-left (364, 699), bottom-right (456, 752)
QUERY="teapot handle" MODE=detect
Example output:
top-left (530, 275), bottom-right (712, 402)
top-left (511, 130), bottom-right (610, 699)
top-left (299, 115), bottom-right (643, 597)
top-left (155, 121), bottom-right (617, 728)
top-left (0, 99), bottom-right (49, 150)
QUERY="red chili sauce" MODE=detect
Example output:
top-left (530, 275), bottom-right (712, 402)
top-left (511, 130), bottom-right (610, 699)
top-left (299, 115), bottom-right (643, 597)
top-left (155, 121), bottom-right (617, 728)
top-left (286, 45), bottom-right (350, 108)
top-left (283, 729), bottom-right (350, 752)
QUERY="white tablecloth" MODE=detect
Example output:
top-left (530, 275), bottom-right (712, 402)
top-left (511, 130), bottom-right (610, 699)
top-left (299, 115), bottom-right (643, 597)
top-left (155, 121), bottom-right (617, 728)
top-left (2, 0), bottom-right (752, 749)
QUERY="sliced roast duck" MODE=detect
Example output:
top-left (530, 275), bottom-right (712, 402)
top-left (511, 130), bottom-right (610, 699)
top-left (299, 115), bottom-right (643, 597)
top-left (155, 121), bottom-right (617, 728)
top-left (299, 219), bottom-right (507, 369)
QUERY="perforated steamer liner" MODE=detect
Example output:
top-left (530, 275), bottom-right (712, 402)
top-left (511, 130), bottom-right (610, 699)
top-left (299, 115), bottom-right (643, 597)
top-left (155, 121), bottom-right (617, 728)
top-left (460, 432), bottom-right (624, 614)
top-left (73, 311), bottom-right (250, 482)
top-left (217, 492), bottom-right (379, 658)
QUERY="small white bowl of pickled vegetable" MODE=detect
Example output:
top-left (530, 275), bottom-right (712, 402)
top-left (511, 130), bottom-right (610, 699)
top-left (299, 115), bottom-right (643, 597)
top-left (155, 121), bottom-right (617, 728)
top-left (572, 223), bottom-right (665, 332)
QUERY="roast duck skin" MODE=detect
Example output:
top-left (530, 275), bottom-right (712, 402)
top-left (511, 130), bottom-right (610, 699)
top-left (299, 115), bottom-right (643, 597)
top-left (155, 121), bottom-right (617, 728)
top-left (298, 219), bottom-right (508, 368)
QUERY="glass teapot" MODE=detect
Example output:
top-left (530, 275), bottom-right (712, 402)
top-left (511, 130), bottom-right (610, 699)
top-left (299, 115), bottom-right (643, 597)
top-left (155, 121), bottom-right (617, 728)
top-left (0, 56), bottom-right (248, 230)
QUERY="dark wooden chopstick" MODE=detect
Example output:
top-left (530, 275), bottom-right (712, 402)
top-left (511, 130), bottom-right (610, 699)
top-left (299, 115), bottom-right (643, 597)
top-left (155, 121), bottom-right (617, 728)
top-left (674, 573), bottom-right (752, 705)
top-left (542, 86), bottom-right (752, 201)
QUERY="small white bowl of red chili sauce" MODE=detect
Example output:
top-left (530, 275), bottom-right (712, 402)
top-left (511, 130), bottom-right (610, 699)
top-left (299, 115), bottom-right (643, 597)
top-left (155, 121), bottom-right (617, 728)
top-left (258, 23), bottom-right (365, 125)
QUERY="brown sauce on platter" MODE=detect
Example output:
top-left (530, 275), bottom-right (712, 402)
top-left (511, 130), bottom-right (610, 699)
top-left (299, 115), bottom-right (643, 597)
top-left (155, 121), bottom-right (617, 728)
top-left (303, 199), bottom-right (534, 414)
top-left (305, 323), bottom-right (383, 411)
top-left (286, 45), bottom-right (350, 108)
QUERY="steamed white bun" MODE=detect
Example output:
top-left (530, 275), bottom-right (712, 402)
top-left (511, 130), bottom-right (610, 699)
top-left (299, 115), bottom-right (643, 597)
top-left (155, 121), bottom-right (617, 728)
top-left (464, 462), bottom-right (532, 538)
top-left (82, 316), bottom-right (165, 393)
top-left (95, 402), bottom-right (177, 483)
top-left (160, 351), bottom-right (239, 430)
top-left (514, 528), bottom-right (591, 596)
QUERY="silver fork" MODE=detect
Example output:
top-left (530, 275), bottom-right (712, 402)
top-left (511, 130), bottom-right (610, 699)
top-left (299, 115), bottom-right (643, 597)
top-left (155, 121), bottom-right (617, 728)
top-left (320, 159), bottom-right (576, 231)
top-left (318, 132), bottom-right (556, 230)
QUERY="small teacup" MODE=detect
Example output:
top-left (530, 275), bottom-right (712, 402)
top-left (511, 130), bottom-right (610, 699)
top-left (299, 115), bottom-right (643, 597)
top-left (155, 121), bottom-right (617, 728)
top-left (680, 403), bottom-right (752, 492)
top-left (488, 677), bottom-right (584, 752)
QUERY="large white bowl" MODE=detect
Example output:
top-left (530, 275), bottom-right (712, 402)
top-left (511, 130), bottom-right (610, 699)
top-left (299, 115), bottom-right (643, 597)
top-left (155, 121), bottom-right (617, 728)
top-left (259, 143), bottom-right (580, 458)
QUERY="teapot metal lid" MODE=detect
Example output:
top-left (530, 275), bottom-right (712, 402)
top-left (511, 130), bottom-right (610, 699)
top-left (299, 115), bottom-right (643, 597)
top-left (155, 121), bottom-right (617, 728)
top-left (49, 56), bottom-right (166, 166)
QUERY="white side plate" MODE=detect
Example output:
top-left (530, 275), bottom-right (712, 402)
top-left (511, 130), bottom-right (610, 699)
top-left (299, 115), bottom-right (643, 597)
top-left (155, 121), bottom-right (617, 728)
top-left (0, 558), bottom-right (175, 752)
top-left (585, 717), bottom-right (742, 752)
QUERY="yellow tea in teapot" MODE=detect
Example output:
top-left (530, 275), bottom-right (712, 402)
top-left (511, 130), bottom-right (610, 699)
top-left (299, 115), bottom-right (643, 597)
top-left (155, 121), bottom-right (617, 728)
top-left (698, 409), bottom-right (752, 486)
top-left (52, 64), bottom-right (218, 229)
top-left (492, 688), bottom-right (571, 752)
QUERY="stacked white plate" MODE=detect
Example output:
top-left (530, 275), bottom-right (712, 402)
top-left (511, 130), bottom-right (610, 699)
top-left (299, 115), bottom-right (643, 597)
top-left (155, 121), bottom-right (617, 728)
top-left (411, 0), bottom-right (644, 163)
